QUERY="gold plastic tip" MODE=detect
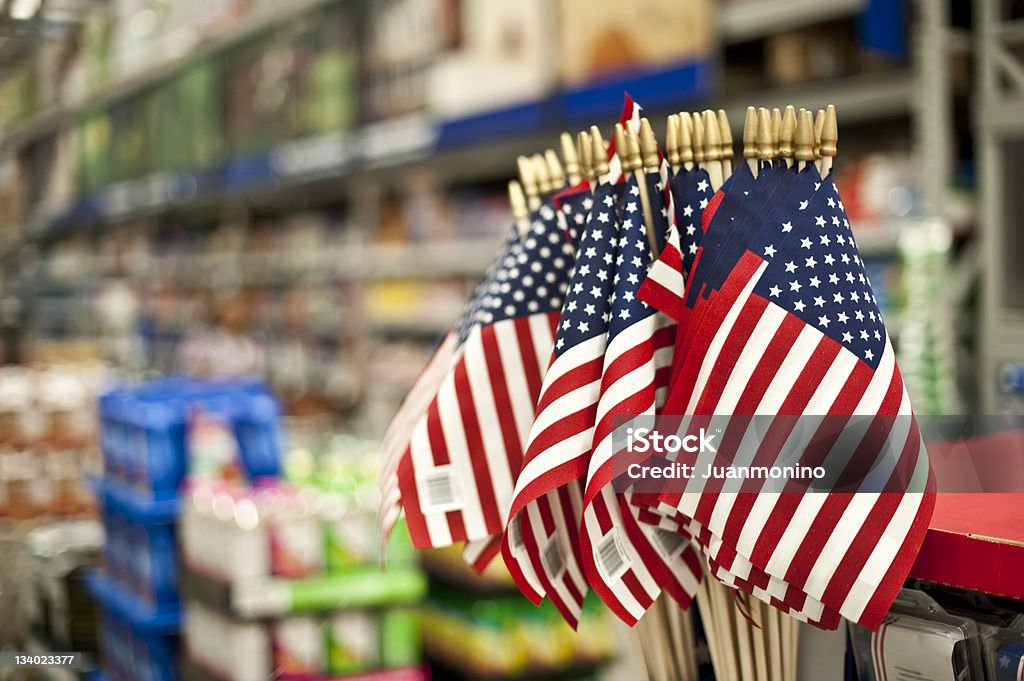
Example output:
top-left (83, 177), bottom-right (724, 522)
top-left (820, 104), bottom-right (838, 159)
top-left (679, 112), bottom-right (694, 165)
top-left (532, 153), bottom-right (551, 194)
top-left (591, 125), bottom-right (610, 177)
top-left (625, 126), bottom-right (643, 172)
top-left (743, 106), bottom-right (758, 160)
top-left (717, 109), bottom-right (733, 158)
top-left (757, 107), bottom-right (774, 161)
top-left (666, 114), bottom-right (681, 167)
top-left (508, 180), bottom-right (528, 220)
top-left (560, 132), bottom-right (580, 180)
top-left (691, 112), bottom-right (705, 163)
top-left (702, 110), bottom-right (722, 162)
top-left (613, 123), bottom-right (630, 171)
top-left (814, 109), bottom-right (825, 158)
top-left (771, 108), bottom-right (782, 150)
top-left (517, 155), bottom-right (538, 197)
top-left (578, 130), bottom-right (594, 182)
top-left (795, 109), bottom-right (815, 162)
top-left (779, 105), bottom-right (797, 160)
top-left (639, 117), bottom-right (660, 171)
top-left (545, 148), bottom-right (565, 189)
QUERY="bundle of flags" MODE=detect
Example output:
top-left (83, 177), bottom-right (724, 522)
top-left (378, 96), bottom-right (935, 681)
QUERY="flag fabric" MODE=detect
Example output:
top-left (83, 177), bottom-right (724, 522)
top-left (640, 166), bottom-right (935, 630)
top-left (995, 641), bottom-right (1024, 681)
top-left (397, 202), bottom-right (576, 553)
top-left (502, 179), bottom-right (623, 627)
top-left (579, 172), bottom-right (704, 624)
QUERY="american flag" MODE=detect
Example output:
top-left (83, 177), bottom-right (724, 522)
top-left (642, 166), bottom-right (934, 630)
top-left (502, 180), bottom-right (623, 627)
top-left (580, 173), bottom-right (704, 624)
top-left (396, 200), bottom-right (578, 555)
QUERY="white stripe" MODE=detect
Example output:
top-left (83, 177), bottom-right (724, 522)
top-left (683, 261), bottom-right (769, 414)
top-left (528, 313), bottom-right (556, 379)
top-left (435, 372), bottom-right (489, 540)
top-left (409, 417), bottom-right (453, 546)
top-left (462, 330), bottom-right (515, 520)
top-left (536, 333), bottom-right (605, 389)
top-left (515, 429), bottom-right (596, 498)
top-left (523, 376), bottom-right (602, 452)
top-left (493, 320), bottom-right (537, 447)
top-left (707, 304), bottom-right (787, 414)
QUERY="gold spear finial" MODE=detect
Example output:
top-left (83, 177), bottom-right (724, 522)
top-left (795, 109), bottom-right (815, 163)
top-left (679, 112), bottom-right (694, 166)
top-left (590, 125), bottom-right (610, 178)
top-left (545, 148), bottom-right (565, 189)
top-left (820, 104), bottom-right (838, 160)
top-left (560, 132), bottom-right (580, 184)
top-left (814, 108), bottom-right (826, 159)
top-left (717, 109), bottom-right (733, 162)
top-left (702, 110), bottom-right (722, 162)
top-left (757, 107), bottom-right (774, 161)
top-left (742, 106), bottom-right (758, 160)
top-left (779, 105), bottom-right (797, 161)
top-left (578, 130), bottom-right (595, 182)
top-left (639, 117), bottom-right (660, 171)
top-left (666, 114), bottom-right (681, 168)
top-left (531, 153), bottom-right (551, 194)
top-left (508, 179), bottom-right (528, 221)
top-left (517, 155), bottom-right (538, 198)
top-left (691, 112), bottom-right (705, 164)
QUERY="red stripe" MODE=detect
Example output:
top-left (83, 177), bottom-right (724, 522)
top-left (514, 317), bottom-right (545, 401)
top-left (532, 356), bottom-right (604, 415)
top-left (452, 359), bottom-right (502, 533)
top-left (481, 325), bottom-right (525, 477)
top-left (397, 448), bottom-right (431, 548)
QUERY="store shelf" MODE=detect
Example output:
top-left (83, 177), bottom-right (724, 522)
top-left (182, 658), bottom-right (429, 681)
top-left (719, 0), bottom-right (865, 44)
top-left (90, 477), bottom-right (179, 523)
top-left (180, 565), bottom-right (427, 619)
top-left (85, 572), bottom-right (181, 636)
top-left (910, 492), bottom-right (1024, 602)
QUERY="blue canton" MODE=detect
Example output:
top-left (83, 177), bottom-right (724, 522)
top-left (607, 174), bottom-right (658, 339)
top-left (748, 168), bottom-right (886, 369)
top-left (553, 182), bottom-right (620, 356)
top-left (559, 189), bottom-right (595, 246)
top-left (457, 200), bottom-right (575, 345)
top-left (670, 167), bottom-right (714, 276)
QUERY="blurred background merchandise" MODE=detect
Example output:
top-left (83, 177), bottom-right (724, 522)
top-left (0, 1), bottom-right (1021, 680)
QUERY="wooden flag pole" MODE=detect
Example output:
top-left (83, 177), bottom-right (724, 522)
top-left (820, 104), bottom-right (838, 177)
top-left (780, 105), bottom-right (797, 168)
top-left (619, 123), bottom-right (660, 258)
top-left (750, 599), bottom-right (769, 681)
top-left (743, 106), bottom-right (759, 177)
top-left (508, 180), bottom-right (531, 240)
top-left (561, 132), bottom-right (582, 186)
top-left (718, 109), bottom-right (734, 177)
top-left (697, 580), bottom-right (727, 680)
top-left (733, 593), bottom-right (757, 681)
top-left (767, 602), bottom-right (784, 681)
top-left (781, 613), bottom-right (797, 681)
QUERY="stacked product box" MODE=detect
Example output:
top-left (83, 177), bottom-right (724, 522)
top-left (90, 377), bottom-right (283, 681)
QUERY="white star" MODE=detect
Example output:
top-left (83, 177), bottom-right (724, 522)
top-left (864, 349), bottom-right (874, 361)
top-left (683, 205), bottom-right (693, 217)
top-left (815, 215), bottom-right (826, 227)
top-left (688, 243), bottom-right (698, 254)
top-left (590, 286), bottom-right (602, 297)
top-left (604, 194), bottom-right (615, 207)
top-left (827, 197), bottom-right (835, 208)
top-left (578, 264), bottom-right (591, 276)
top-left (635, 239), bottom-right (645, 249)
top-left (697, 179), bottom-right (709, 192)
top-left (623, 291), bottom-right (635, 302)
top-left (574, 212), bottom-right (585, 225)
top-left (842, 332), bottom-right (853, 343)
top-left (764, 244), bottom-right (777, 257)
top-left (556, 337), bottom-right (565, 349)
top-left (597, 212), bottom-right (609, 223)
top-left (567, 301), bottom-right (577, 312)
top-left (528, 301), bottom-right (538, 312)
top-left (632, 256), bottom-right (643, 268)
top-left (597, 270), bottom-right (608, 281)
top-left (835, 234), bottom-right (844, 245)
top-left (833, 292), bottom-right (844, 304)
top-left (874, 329), bottom-right (881, 340)
top-left (578, 321), bottom-right (589, 333)
top-left (789, 281), bottom-right (802, 292)
top-left (584, 247), bottom-right (596, 258)
top-left (832, 215), bottom-right (840, 226)
top-left (837, 312), bottom-right (848, 324)
top-left (782, 221), bottom-right (793, 232)
top-left (785, 261), bottom-right (797, 273)
top-left (855, 310), bottom-right (865, 321)
top-left (794, 300), bottom-right (806, 312)
top-left (583, 197), bottom-right (593, 210)
top-left (513, 290), bottom-right (525, 301)
top-left (814, 182), bottom-right (821, 190)
top-left (809, 276), bottom-right (821, 288)
top-left (824, 253), bottom-right (835, 265)
top-left (814, 296), bottom-right (826, 307)
top-left (819, 235), bottom-right (830, 246)
top-left (584, 303), bottom-right (595, 316)
top-left (798, 200), bottom-right (808, 210)
top-left (686, 224), bottom-right (696, 235)
top-left (603, 252), bottom-right (612, 264)
top-left (769, 285), bottom-right (781, 297)
top-left (627, 201), bottom-right (638, 213)
top-left (818, 315), bottom-right (830, 328)
top-left (860, 330), bottom-right (869, 340)
top-left (841, 253), bottom-right (850, 264)
top-left (805, 256), bottom-right (817, 268)
top-left (619, 309), bottom-right (631, 320)
top-left (699, 198), bottom-right (709, 208)
top-left (627, 272), bottom-right (639, 285)
top-left (602, 312), bottom-right (610, 323)
top-left (846, 272), bottom-right (856, 283)
top-left (801, 237), bottom-right (812, 249)
top-left (869, 310), bottom-right (876, 321)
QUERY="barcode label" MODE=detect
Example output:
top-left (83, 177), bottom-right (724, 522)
top-left (509, 518), bottom-right (525, 556)
top-left (596, 531), bottom-right (630, 582)
top-left (417, 466), bottom-right (464, 513)
top-left (653, 528), bottom-right (687, 558)
top-left (542, 536), bottom-right (566, 579)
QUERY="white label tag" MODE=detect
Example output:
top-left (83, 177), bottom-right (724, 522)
top-left (595, 530), bottom-right (630, 582)
top-left (542, 535), bottom-right (566, 579)
top-left (653, 527), bottom-right (688, 559)
top-left (872, 614), bottom-right (963, 681)
top-left (509, 517), bottom-right (525, 556)
top-left (417, 465), bottom-right (465, 513)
